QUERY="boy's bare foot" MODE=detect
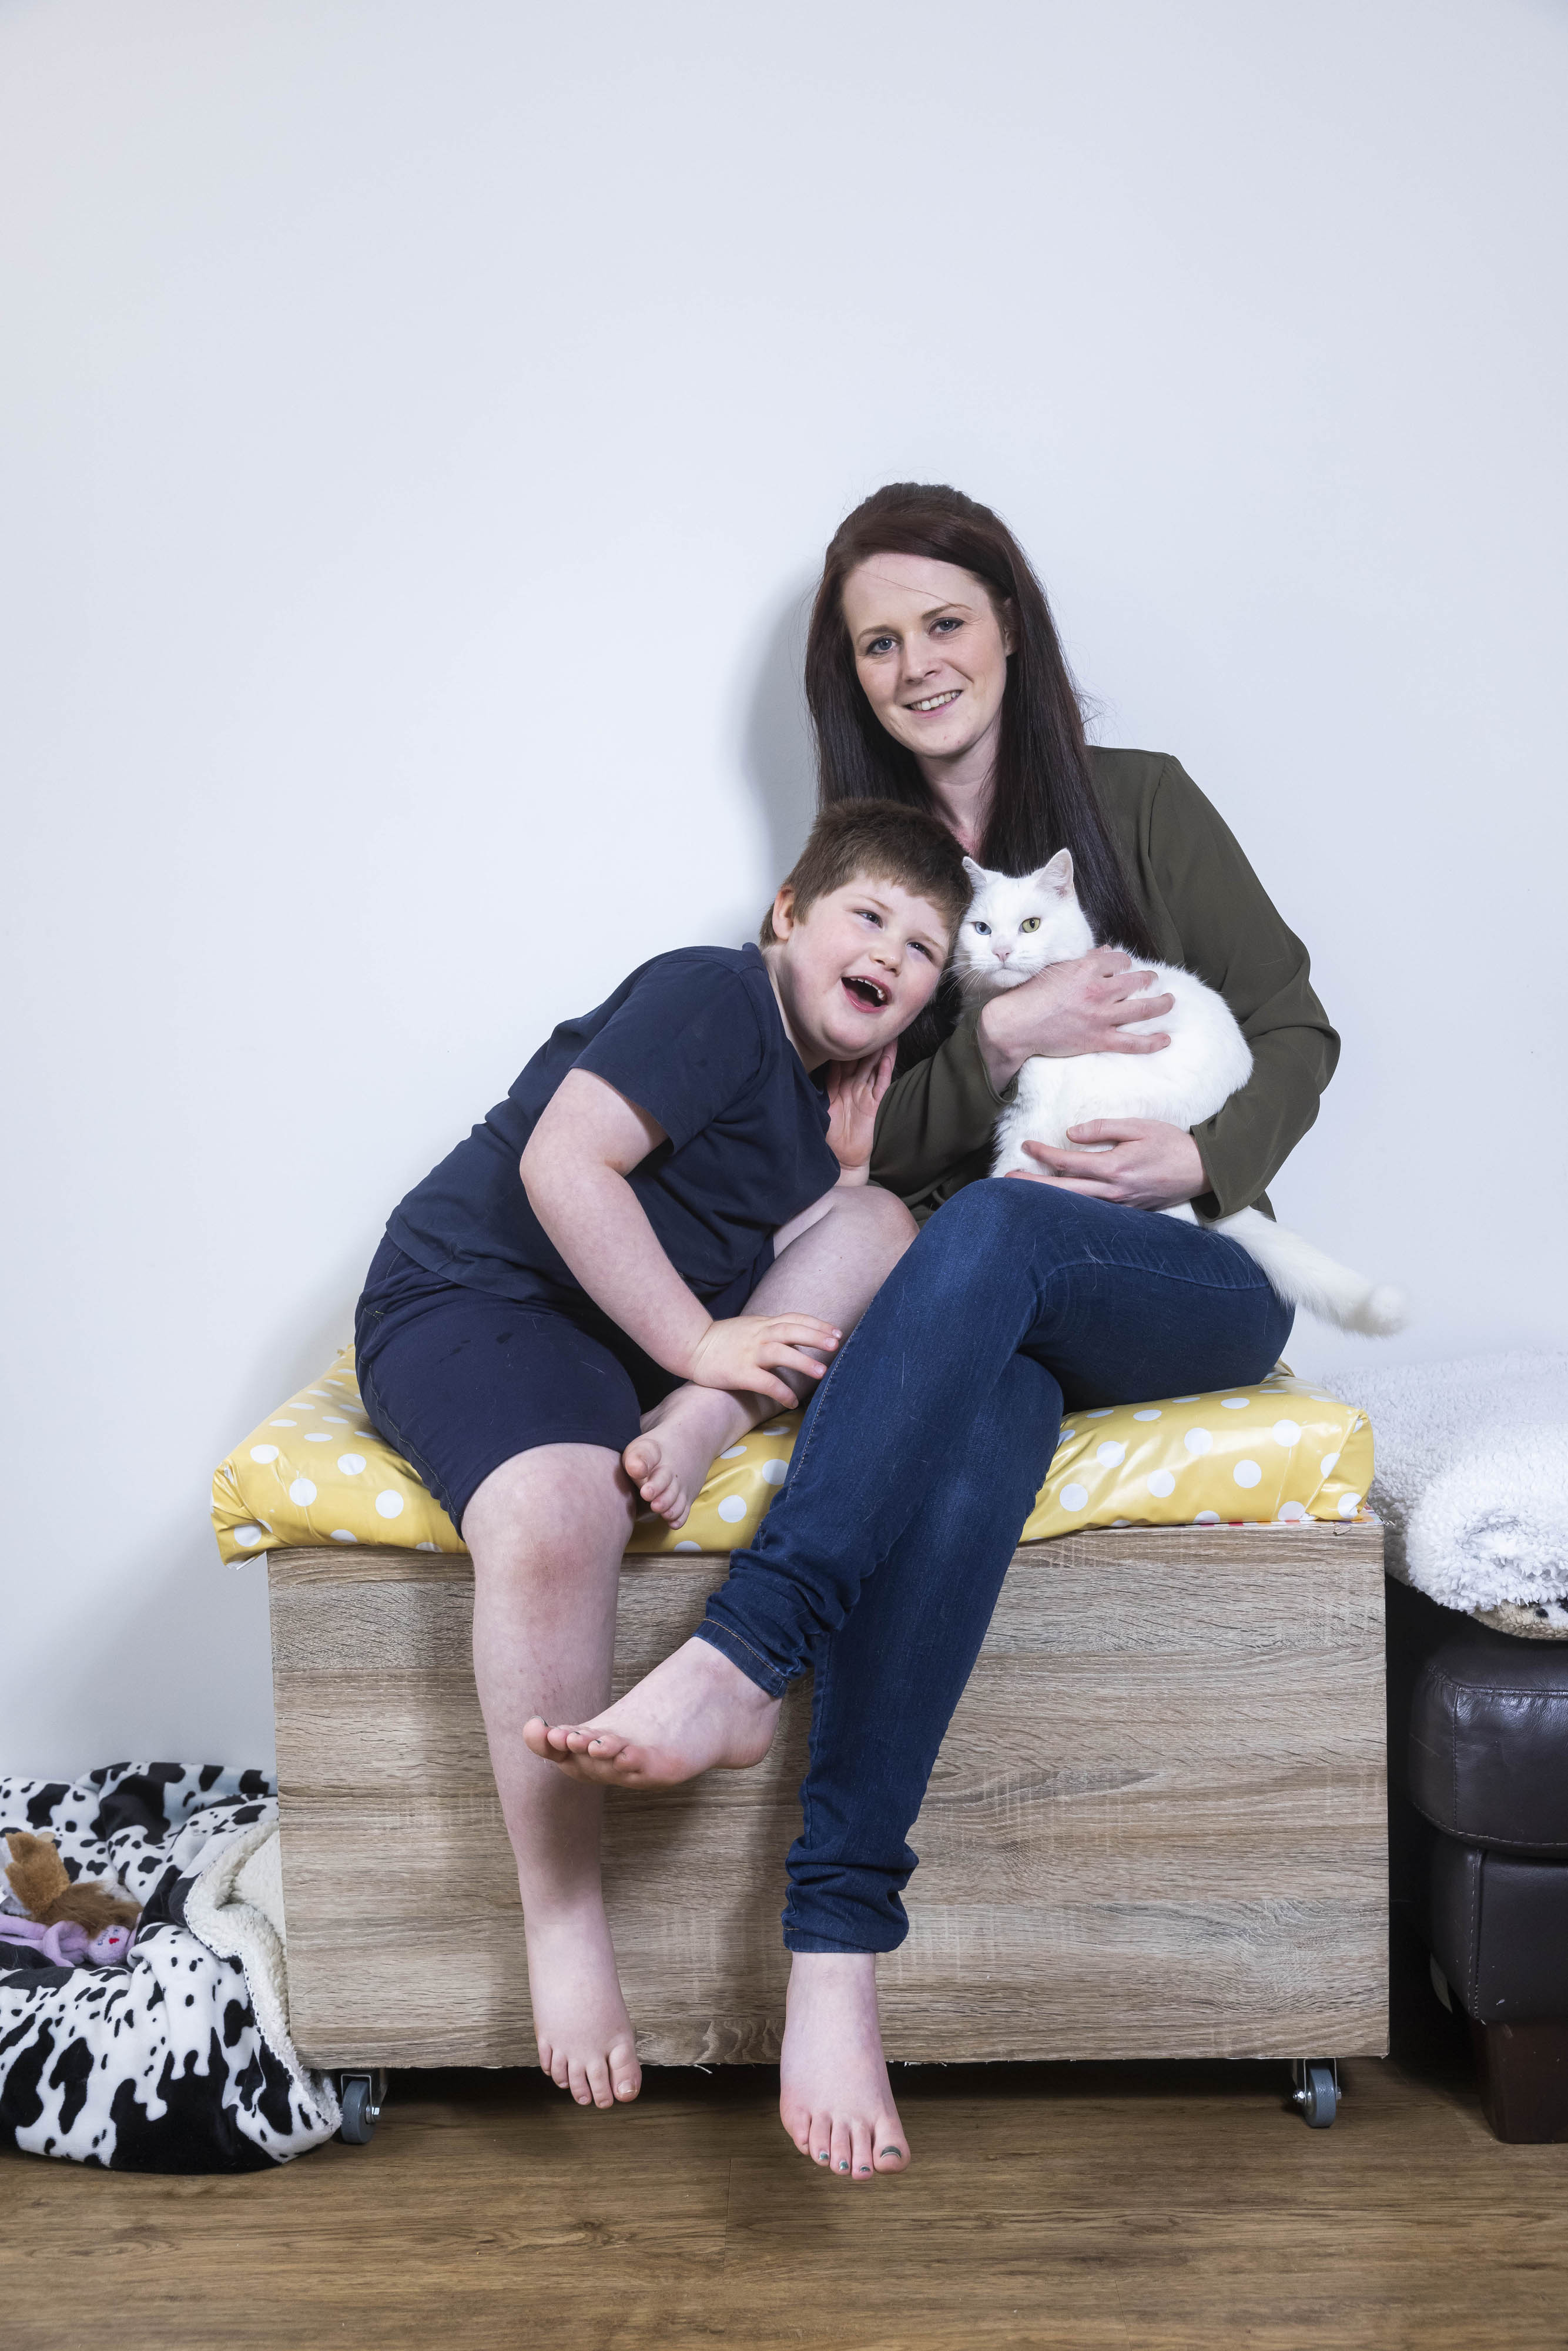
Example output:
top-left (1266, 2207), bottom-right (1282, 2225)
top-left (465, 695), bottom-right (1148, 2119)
top-left (524, 1897), bottom-right (642, 2109)
top-left (625, 1370), bottom-right (802, 1531)
top-left (623, 1382), bottom-right (755, 1530)
top-left (523, 1637), bottom-right (779, 1786)
top-left (780, 1951), bottom-right (910, 2180)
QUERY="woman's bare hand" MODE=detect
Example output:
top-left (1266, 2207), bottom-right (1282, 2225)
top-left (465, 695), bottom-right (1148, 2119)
top-left (1006, 1118), bottom-right (1207, 1211)
top-left (976, 954), bottom-right (1174, 1091)
top-left (686, 1312), bottom-right (842, 1408)
top-left (825, 1043), bottom-right (897, 1181)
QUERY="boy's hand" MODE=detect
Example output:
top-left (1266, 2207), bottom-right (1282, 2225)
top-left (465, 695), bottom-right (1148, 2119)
top-left (687, 1313), bottom-right (842, 1409)
top-left (825, 1043), bottom-right (897, 1181)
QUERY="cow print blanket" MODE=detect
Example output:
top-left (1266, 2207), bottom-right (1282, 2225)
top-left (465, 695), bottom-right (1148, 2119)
top-left (1, 1763), bottom-right (339, 2171)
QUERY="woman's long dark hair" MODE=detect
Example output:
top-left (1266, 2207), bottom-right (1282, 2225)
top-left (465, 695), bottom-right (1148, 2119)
top-left (805, 481), bottom-right (1157, 961)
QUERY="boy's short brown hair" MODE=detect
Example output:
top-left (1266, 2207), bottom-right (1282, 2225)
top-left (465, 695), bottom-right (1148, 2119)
top-left (759, 799), bottom-right (971, 950)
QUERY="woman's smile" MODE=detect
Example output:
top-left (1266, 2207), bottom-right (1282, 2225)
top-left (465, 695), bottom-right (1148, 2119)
top-left (840, 552), bottom-right (1014, 803)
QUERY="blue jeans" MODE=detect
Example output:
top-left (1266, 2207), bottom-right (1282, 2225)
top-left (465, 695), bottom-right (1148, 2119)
top-left (692, 1180), bottom-right (1295, 1953)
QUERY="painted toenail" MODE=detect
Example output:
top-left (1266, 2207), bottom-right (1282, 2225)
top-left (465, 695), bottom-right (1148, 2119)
top-left (859, 2165), bottom-right (870, 2173)
top-left (817, 2149), bottom-right (828, 2161)
top-left (880, 2146), bottom-right (902, 2158)
top-left (837, 2160), bottom-right (849, 2171)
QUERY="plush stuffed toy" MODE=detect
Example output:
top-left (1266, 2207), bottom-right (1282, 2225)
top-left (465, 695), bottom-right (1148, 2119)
top-left (4, 1830), bottom-right (140, 1932)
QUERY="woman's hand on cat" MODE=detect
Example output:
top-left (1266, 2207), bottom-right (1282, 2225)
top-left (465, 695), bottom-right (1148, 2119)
top-left (825, 1043), bottom-right (897, 1181)
top-left (976, 953), bottom-right (1174, 1092)
top-left (1008, 1119), bottom-right (1207, 1210)
top-left (686, 1312), bottom-right (842, 1408)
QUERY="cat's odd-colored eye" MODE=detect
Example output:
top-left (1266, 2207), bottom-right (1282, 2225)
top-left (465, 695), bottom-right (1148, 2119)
top-left (970, 920), bottom-right (991, 936)
top-left (1020, 916), bottom-right (1042, 933)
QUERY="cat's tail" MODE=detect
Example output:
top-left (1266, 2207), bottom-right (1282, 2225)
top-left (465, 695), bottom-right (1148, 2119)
top-left (1207, 1205), bottom-right (1409, 1337)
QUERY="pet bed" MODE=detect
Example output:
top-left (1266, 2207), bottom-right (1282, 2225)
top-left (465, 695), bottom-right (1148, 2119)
top-left (0, 1764), bottom-right (339, 2169)
top-left (212, 1351), bottom-right (1373, 1562)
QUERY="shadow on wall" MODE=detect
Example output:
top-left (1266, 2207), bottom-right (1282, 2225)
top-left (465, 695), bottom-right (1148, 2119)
top-left (738, 574), bottom-right (819, 885)
top-left (33, 585), bottom-right (836, 1776)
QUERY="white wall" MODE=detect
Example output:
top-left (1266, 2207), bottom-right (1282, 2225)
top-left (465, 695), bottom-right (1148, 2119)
top-left (4, 0), bottom-right (1564, 1776)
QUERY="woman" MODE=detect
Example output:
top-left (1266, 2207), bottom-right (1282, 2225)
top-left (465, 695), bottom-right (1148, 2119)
top-left (532, 483), bottom-right (1338, 2179)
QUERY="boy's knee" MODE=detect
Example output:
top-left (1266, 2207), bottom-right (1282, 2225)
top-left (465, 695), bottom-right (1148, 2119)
top-left (464, 1446), bottom-right (631, 1565)
top-left (843, 1183), bottom-right (919, 1270)
top-left (862, 1184), bottom-right (919, 1245)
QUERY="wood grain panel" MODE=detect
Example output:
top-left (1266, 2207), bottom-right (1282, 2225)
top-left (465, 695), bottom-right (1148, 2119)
top-left (270, 1523), bottom-right (1388, 2068)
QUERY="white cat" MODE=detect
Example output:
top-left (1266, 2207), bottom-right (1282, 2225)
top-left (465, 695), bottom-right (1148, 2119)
top-left (955, 851), bottom-right (1407, 1336)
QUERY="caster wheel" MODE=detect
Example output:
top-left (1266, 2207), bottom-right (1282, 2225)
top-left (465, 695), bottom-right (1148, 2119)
top-left (338, 2074), bottom-right (383, 2145)
top-left (1293, 2061), bottom-right (1338, 2129)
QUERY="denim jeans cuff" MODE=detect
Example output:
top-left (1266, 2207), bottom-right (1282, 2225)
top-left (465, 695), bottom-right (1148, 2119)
top-left (691, 1617), bottom-right (790, 1700)
top-left (782, 1924), bottom-right (908, 1955)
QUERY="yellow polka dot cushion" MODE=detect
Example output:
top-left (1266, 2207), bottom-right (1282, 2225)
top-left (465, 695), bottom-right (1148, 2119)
top-left (212, 1351), bottom-right (1372, 1562)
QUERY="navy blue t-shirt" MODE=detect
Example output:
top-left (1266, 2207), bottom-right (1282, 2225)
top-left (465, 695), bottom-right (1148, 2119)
top-left (387, 944), bottom-right (840, 1316)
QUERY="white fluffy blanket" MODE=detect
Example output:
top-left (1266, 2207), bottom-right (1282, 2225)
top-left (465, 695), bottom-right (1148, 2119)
top-left (1347, 1352), bottom-right (1568, 1635)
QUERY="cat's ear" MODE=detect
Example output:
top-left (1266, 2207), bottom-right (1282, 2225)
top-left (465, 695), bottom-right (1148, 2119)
top-left (1033, 849), bottom-right (1074, 895)
top-left (961, 855), bottom-right (991, 886)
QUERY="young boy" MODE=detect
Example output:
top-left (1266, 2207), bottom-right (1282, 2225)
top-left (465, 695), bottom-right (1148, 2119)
top-left (353, 800), bottom-right (969, 2116)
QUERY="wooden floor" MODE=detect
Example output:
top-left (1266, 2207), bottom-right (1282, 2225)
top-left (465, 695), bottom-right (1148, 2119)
top-left (5, 2007), bottom-right (1566, 2350)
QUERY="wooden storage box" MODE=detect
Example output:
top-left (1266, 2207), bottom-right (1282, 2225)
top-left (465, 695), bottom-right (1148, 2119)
top-left (269, 1521), bottom-right (1388, 2069)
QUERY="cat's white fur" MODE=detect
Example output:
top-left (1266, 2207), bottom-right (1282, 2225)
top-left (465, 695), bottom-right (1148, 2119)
top-left (955, 852), bottom-right (1408, 1336)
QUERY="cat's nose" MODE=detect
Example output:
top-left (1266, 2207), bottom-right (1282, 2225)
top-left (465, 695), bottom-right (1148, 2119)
top-left (993, 946), bottom-right (1011, 963)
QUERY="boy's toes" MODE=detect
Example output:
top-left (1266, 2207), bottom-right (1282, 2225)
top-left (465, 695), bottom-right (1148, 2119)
top-left (830, 2116), bottom-right (855, 2175)
top-left (528, 1718), bottom-right (588, 1758)
top-left (873, 2134), bottom-right (910, 2172)
top-left (850, 2121), bottom-right (875, 2178)
top-left (611, 2049), bottom-right (642, 2102)
top-left (578, 1729), bottom-right (630, 1759)
top-left (623, 1437), bottom-right (659, 1486)
top-left (559, 1726), bottom-right (617, 1756)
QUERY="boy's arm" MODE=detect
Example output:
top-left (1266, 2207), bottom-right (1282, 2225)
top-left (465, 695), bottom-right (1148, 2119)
top-left (521, 1069), bottom-right (839, 1408)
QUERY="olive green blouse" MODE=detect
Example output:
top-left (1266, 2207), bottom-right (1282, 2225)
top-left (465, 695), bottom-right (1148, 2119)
top-left (870, 748), bottom-right (1339, 1223)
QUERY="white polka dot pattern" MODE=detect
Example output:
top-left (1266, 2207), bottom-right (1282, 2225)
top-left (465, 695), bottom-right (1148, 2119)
top-left (211, 1352), bottom-right (1375, 1563)
top-left (1017, 1365), bottom-right (1372, 1545)
top-left (210, 1349), bottom-right (464, 1560)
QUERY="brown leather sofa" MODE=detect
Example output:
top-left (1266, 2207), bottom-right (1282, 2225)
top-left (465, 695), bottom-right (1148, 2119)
top-left (1387, 1575), bottom-right (1568, 2141)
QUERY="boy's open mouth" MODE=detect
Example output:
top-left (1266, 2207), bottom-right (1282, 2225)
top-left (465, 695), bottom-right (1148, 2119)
top-left (842, 974), bottom-right (890, 1009)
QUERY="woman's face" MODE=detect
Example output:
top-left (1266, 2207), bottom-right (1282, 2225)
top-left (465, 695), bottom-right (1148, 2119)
top-left (841, 552), bottom-right (1014, 771)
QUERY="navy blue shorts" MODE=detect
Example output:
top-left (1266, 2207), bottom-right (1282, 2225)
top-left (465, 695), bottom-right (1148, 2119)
top-left (353, 1237), bottom-right (688, 1533)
